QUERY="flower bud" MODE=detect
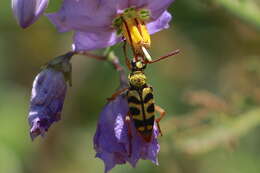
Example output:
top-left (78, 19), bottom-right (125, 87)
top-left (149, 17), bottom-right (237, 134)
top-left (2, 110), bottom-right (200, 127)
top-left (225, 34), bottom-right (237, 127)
top-left (28, 68), bottom-right (67, 140)
top-left (12, 0), bottom-right (49, 28)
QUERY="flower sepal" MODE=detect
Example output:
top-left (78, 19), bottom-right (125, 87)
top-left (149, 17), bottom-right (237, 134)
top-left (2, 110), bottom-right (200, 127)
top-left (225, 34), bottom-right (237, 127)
top-left (43, 51), bottom-right (74, 86)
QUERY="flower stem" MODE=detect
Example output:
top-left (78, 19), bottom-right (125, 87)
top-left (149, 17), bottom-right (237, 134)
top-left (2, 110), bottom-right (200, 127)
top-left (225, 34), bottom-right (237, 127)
top-left (76, 51), bottom-right (107, 61)
top-left (74, 50), bottom-right (128, 88)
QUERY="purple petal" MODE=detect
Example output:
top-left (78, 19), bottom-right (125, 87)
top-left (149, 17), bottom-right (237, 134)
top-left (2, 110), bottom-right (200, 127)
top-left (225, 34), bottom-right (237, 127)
top-left (94, 95), bottom-right (160, 172)
top-left (147, 11), bottom-right (172, 35)
top-left (46, 0), bottom-right (117, 33)
top-left (12, 0), bottom-right (49, 28)
top-left (128, 0), bottom-right (149, 9)
top-left (126, 122), bottom-right (160, 167)
top-left (114, 113), bottom-right (126, 141)
top-left (72, 31), bottom-right (122, 52)
top-left (115, 1), bottom-right (151, 14)
top-left (147, 0), bottom-right (174, 20)
top-left (28, 68), bottom-right (67, 140)
top-left (96, 152), bottom-right (127, 173)
top-left (116, 0), bottom-right (152, 11)
top-left (116, 0), bottom-right (173, 21)
top-left (94, 96), bottom-right (129, 172)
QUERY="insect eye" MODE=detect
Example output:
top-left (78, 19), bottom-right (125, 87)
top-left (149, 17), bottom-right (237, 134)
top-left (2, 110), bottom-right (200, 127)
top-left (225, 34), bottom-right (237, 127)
top-left (131, 61), bottom-right (136, 68)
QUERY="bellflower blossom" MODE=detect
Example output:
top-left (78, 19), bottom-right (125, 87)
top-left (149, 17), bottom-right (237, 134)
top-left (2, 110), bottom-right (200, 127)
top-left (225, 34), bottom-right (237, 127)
top-left (94, 96), bottom-right (160, 173)
top-left (28, 68), bottom-right (67, 140)
top-left (12, 0), bottom-right (49, 28)
top-left (47, 0), bottom-right (174, 54)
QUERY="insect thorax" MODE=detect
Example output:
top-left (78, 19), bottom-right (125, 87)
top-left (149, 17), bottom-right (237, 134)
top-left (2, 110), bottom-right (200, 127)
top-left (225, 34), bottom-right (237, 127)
top-left (128, 71), bottom-right (147, 88)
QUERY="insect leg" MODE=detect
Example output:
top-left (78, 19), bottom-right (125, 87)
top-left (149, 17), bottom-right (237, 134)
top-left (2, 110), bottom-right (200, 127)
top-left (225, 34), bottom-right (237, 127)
top-left (107, 88), bottom-right (128, 101)
top-left (155, 105), bottom-right (166, 136)
top-left (125, 113), bottom-right (132, 157)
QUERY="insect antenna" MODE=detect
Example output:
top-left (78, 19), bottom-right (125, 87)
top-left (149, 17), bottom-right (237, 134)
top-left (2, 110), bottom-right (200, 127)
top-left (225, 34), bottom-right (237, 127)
top-left (146, 49), bottom-right (180, 64)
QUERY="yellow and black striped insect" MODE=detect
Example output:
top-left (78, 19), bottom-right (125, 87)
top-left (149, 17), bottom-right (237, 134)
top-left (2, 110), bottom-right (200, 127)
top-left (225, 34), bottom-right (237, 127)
top-left (108, 49), bottom-right (179, 143)
top-left (127, 60), bottom-right (160, 142)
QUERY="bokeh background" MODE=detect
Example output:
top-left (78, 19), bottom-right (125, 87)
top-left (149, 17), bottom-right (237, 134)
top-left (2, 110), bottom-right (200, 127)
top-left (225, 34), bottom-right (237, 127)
top-left (1, 0), bottom-right (260, 173)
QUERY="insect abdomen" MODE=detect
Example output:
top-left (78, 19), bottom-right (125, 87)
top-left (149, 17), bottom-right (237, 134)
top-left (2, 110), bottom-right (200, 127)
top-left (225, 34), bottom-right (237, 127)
top-left (127, 87), bottom-right (155, 142)
top-left (141, 87), bottom-right (155, 142)
top-left (127, 89), bottom-right (143, 121)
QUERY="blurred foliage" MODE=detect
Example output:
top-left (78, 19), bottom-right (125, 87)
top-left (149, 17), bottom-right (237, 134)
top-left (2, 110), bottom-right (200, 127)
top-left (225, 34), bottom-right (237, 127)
top-left (0, 0), bottom-right (260, 173)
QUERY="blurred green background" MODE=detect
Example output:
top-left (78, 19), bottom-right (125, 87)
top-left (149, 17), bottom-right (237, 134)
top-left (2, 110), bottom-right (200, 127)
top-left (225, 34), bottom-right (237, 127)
top-left (1, 0), bottom-right (260, 173)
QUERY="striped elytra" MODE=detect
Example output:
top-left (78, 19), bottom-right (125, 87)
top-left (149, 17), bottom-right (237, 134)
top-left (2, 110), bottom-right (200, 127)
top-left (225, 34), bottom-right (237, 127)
top-left (127, 86), bottom-right (155, 142)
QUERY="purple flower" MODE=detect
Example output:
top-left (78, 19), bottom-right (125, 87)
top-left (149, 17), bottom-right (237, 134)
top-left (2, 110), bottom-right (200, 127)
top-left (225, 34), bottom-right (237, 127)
top-left (28, 68), bottom-right (67, 140)
top-left (12, 0), bottom-right (49, 28)
top-left (94, 96), bottom-right (160, 173)
top-left (47, 0), bottom-right (174, 52)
